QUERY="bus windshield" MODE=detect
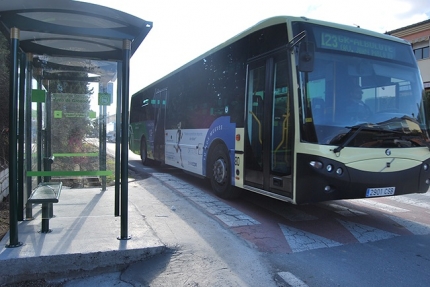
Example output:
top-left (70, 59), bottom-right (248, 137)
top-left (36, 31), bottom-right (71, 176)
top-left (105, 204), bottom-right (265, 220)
top-left (293, 22), bottom-right (429, 147)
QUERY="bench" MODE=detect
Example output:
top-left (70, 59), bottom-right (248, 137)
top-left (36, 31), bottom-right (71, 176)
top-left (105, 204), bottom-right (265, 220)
top-left (28, 182), bottom-right (62, 233)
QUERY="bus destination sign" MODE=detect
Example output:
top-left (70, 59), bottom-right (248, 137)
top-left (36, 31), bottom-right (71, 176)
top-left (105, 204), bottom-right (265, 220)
top-left (319, 32), bottom-right (396, 59)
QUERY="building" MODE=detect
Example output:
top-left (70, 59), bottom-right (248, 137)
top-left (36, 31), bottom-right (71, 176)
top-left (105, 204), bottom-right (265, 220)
top-left (387, 19), bottom-right (430, 94)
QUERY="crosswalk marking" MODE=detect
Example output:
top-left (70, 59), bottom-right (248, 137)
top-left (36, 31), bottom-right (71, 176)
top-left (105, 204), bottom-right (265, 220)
top-left (149, 170), bottom-right (430, 252)
top-left (387, 195), bottom-right (430, 210)
top-left (277, 272), bottom-right (309, 287)
top-left (279, 224), bottom-right (342, 253)
top-left (385, 215), bottom-right (430, 235)
top-left (337, 219), bottom-right (398, 243)
top-left (152, 173), bottom-right (260, 227)
top-left (353, 199), bottom-right (409, 213)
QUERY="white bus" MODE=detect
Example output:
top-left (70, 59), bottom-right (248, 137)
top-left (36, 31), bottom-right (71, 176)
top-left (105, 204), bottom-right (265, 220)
top-left (130, 16), bottom-right (430, 204)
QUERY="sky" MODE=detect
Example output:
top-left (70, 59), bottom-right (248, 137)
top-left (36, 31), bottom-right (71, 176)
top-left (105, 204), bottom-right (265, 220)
top-left (80, 0), bottom-right (430, 97)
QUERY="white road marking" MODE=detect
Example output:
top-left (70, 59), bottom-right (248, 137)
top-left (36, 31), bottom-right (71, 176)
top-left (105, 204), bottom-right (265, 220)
top-left (320, 202), bottom-right (367, 217)
top-left (279, 224), bottom-right (342, 253)
top-left (353, 199), bottom-right (409, 213)
top-left (387, 195), bottom-right (430, 210)
top-left (151, 173), bottom-right (260, 227)
top-left (337, 219), bottom-right (398, 243)
top-left (385, 215), bottom-right (430, 235)
top-left (277, 272), bottom-right (309, 287)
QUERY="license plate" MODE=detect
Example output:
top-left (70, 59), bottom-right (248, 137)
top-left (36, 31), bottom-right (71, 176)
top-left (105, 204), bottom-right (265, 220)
top-left (366, 187), bottom-right (395, 197)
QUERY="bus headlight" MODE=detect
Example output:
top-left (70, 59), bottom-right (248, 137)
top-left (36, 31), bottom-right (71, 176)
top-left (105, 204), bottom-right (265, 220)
top-left (326, 164), bottom-right (333, 172)
top-left (336, 167), bottom-right (343, 176)
top-left (310, 161), bottom-right (323, 169)
top-left (424, 163), bottom-right (429, 171)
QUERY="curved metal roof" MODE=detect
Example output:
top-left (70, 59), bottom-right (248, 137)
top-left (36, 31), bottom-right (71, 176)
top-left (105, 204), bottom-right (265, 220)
top-left (0, 0), bottom-right (152, 82)
top-left (0, 0), bottom-right (152, 60)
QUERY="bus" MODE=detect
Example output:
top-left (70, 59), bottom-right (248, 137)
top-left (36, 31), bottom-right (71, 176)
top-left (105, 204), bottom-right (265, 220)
top-left (129, 16), bottom-right (430, 204)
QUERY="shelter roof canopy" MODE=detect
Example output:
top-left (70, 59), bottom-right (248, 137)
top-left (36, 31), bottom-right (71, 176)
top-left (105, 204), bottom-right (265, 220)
top-left (0, 0), bottom-right (152, 60)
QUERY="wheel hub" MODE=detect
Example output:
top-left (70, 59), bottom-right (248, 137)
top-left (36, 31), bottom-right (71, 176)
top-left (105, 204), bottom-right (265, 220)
top-left (213, 158), bottom-right (227, 184)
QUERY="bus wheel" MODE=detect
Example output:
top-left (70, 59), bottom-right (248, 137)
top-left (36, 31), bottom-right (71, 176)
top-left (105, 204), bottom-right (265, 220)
top-left (140, 138), bottom-right (149, 165)
top-left (210, 144), bottom-right (240, 199)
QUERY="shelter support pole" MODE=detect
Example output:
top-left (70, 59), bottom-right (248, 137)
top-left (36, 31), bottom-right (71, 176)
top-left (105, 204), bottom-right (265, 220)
top-left (98, 104), bottom-right (107, 192)
top-left (119, 39), bottom-right (131, 240)
top-left (17, 52), bottom-right (26, 221)
top-left (98, 83), bottom-right (107, 192)
top-left (36, 70), bottom-right (42, 184)
top-left (25, 53), bottom-right (33, 220)
top-left (99, 105), bottom-right (102, 169)
top-left (7, 27), bottom-right (23, 248)
top-left (44, 91), bottom-right (52, 182)
top-left (102, 104), bottom-right (107, 191)
top-left (115, 62), bottom-right (122, 217)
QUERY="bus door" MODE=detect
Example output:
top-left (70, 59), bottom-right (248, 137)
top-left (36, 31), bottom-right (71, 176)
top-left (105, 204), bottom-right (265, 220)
top-left (153, 88), bottom-right (167, 162)
top-left (244, 55), bottom-right (293, 197)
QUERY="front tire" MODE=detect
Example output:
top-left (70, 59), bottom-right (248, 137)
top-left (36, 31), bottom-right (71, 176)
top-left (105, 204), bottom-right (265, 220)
top-left (210, 144), bottom-right (241, 199)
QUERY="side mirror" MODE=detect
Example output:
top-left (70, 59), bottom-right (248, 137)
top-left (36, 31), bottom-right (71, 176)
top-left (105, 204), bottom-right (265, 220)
top-left (298, 41), bottom-right (315, 72)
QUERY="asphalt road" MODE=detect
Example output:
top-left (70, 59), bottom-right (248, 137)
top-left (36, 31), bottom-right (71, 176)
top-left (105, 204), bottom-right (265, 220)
top-left (65, 141), bottom-right (429, 287)
top-left (125, 145), bottom-right (430, 287)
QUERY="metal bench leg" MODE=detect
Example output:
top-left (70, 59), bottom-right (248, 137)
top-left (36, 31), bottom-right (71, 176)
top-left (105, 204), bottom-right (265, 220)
top-left (48, 203), bottom-right (53, 218)
top-left (41, 203), bottom-right (51, 233)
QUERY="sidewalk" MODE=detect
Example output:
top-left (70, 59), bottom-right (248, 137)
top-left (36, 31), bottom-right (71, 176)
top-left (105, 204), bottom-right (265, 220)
top-left (0, 183), bottom-right (165, 285)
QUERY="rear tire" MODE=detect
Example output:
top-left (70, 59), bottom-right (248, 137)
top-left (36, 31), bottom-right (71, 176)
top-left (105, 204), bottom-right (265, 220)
top-left (210, 144), bottom-right (241, 199)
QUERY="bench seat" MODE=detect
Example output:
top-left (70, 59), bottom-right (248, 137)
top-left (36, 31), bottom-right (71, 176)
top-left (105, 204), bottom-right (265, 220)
top-left (28, 182), bottom-right (62, 203)
top-left (28, 182), bottom-right (62, 233)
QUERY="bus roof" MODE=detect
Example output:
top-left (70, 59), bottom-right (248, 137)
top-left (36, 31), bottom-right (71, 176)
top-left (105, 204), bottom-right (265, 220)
top-left (134, 15), bottom-right (410, 96)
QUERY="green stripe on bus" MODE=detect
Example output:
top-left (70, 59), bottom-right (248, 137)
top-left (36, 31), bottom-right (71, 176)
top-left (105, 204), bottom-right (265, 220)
top-left (26, 170), bottom-right (113, 176)
top-left (53, 153), bottom-right (99, 157)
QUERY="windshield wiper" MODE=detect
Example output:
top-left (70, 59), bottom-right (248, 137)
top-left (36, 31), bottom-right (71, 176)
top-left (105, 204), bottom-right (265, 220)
top-left (332, 123), bottom-right (395, 153)
top-left (332, 125), bottom-right (365, 153)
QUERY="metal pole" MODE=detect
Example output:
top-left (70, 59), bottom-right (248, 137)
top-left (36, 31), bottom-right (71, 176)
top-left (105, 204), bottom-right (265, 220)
top-left (99, 104), bottom-right (102, 168)
top-left (101, 105), bottom-right (107, 191)
top-left (44, 92), bottom-right (52, 182)
top-left (25, 53), bottom-right (33, 220)
top-left (119, 39), bottom-right (131, 240)
top-left (98, 83), bottom-right (107, 191)
top-left (7, 27), bottom-right (23, 248)
top-left (17, 52), bottom-right (26, 221)
top-left (36, 74), bottom-right (42, 184)
top-left (115, 62), bottom-right (122, 216)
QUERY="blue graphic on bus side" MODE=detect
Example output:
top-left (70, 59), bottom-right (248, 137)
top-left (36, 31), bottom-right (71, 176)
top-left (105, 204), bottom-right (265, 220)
top-left (202, 116), bottom-right (236, 184)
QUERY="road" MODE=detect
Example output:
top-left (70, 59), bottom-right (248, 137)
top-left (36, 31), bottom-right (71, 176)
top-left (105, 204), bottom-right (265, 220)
top-left (105, 143), bottom-right (430, 286)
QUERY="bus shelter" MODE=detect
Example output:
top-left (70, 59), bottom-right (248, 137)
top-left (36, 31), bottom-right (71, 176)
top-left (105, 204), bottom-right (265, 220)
top-left (0, 0), bottom-right (152, 247)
